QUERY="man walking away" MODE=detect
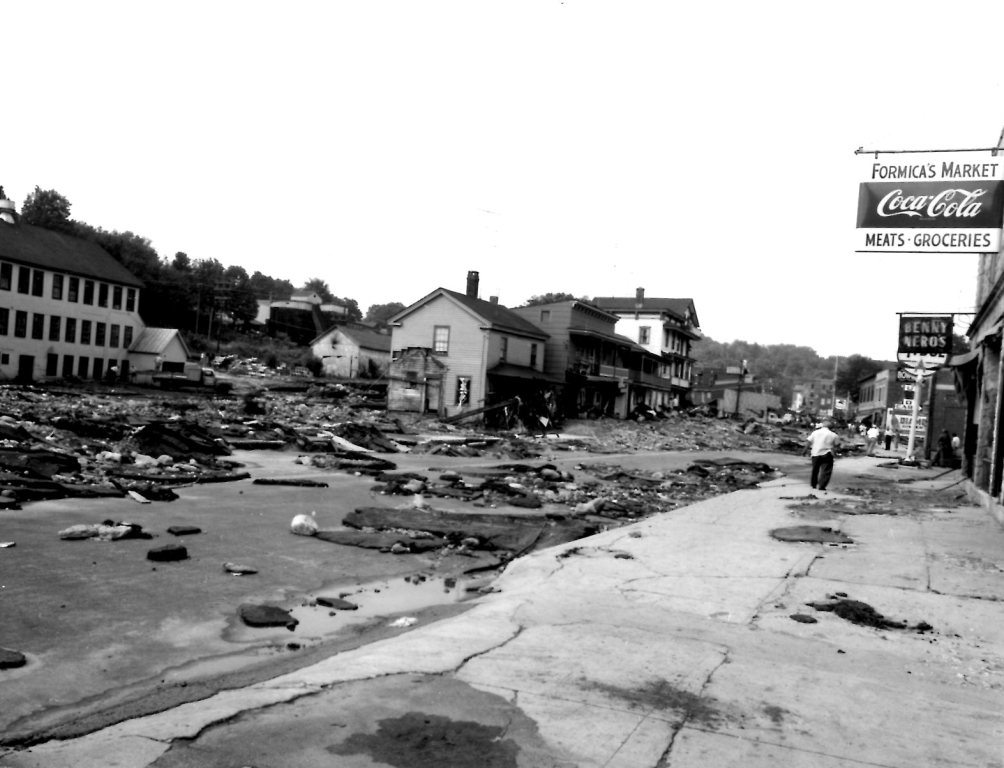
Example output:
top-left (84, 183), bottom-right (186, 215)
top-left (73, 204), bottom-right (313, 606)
top-left (865, 423), bottom-right (880, 456)
top-left (807, 419), bottom-right (840, 491)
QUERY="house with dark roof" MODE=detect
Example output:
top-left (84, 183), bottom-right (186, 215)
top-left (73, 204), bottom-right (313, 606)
top-left (387, 271), bottom-right (554, 419)
top-left (511, 298), bottom-right (658, 418)
top-left (0, 198), bottom-right (146, 382)
top-left (310, 322), bottom-right (392, 379)
top-left (593, 288), bottom-right (702, 409)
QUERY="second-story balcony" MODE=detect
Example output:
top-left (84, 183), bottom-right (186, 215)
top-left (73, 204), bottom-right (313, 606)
top-left (597, 363), bottom-right (629, 379)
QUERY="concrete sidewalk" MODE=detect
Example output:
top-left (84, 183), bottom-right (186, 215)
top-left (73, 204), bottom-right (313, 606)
top-left (3, 458), bottom-right (1003, 767)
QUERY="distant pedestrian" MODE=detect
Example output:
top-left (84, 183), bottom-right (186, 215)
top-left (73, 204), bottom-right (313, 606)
top-left (807, 418), bottom-right (840, 491)
top-left (865, 424), bottom-right (880, 456)
top-left (885, 415), bottom-right (900, 450)
top-left (933, 429), bottom-right (953, 467)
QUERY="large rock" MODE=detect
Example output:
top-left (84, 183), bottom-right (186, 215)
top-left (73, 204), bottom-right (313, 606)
top-left (147, 544), bottom-right (189, 561)
top-left (0, 647), bottom-right (27, 669)
top-left (238, 604), bottom-right (298, 630)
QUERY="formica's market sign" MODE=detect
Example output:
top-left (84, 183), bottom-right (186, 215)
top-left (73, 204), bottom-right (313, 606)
top-left (856, 151), bottom-right (1004, 253)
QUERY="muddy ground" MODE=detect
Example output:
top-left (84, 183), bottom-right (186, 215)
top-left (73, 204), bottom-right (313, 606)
top-left (0, 381), bottom-right (902, 747)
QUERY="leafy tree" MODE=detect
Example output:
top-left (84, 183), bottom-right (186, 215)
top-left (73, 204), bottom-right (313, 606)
top-left (303, 278), bottom-right (334, 303)
top-left (172, 252), bottom-right (192, 272)
top-left (248, 271), bottom-right (293, 300)
top-left (81, 227), bottom-right (162, 283)
top-left (220, 265), bottom-right (259, 329)
top-left (520, 292), bottom-right (590, 306)
top-left (365, 301), bottom-right (405, 325)
top-left (692, 337), bottom-right (852, 409)
top-left (835, 354), bottom-right (884, 402)
top-left (331, 296), bottom-right (362, 321)
top-left (951, 332), bottom-right (969, 354)
top-left (21, 186), bottom-right (74, 234)
top-left (225, 284), bottom-right (260, 329)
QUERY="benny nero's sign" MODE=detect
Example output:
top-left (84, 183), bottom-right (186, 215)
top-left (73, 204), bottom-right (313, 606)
top-left (897, 314), bottom-right (953, 371)
top-left (856, 151), bottom-right (1004, 253)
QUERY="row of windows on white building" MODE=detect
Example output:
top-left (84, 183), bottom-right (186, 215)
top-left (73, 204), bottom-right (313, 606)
top-left (1, 262), bottom-right (138, 311)
top-left (0, 309), bottom-right (134, 349)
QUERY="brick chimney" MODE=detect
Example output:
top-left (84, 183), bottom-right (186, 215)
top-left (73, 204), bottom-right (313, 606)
top-left (466, 270), bottom-right (480, 299)
top-left (635, 287), bottom-right (645, 308)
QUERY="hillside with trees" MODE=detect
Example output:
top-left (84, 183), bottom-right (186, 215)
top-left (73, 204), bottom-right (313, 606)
top-left (691, 337), bottom-right (893, 408)
top-left (11, 187), bottom-right (906, 400)
top-left (17, 186), bottom-right (306, 336)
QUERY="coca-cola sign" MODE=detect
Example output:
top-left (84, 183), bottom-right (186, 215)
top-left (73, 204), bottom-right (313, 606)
top-left (855, 150), bottom-right (1004, 253)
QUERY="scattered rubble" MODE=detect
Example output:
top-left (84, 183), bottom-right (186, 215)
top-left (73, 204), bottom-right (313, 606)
top-left (58, 521), bottom-right (152, 541)
top-left (784, 483), bottom-right (970, 518)
top-left (0, 384), bottom-right (807, 510)
top-left (806, 595), bottom-right (934, 633)
top-left (0, 383), bottom-right (804, 570)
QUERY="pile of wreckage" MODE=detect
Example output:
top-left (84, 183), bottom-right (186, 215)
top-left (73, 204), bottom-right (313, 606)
top-left (0, 385), bottom-right (794, 564)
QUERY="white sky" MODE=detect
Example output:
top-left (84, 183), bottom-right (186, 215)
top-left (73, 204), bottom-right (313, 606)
top-left (4, 1), bottom-right (1002, 361)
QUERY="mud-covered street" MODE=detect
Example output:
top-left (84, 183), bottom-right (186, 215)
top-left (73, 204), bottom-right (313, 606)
top-left (0, 382), bottom-right (819, 747)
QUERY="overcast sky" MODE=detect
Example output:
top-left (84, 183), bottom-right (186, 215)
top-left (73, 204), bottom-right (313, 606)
top-left (4, 1), bottom-right (1003, 361)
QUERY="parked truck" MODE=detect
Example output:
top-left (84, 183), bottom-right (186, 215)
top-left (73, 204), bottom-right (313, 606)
top-left (153, 362), bottom-right (233, 394)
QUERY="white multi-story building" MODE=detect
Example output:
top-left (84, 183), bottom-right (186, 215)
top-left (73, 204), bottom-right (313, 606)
top-left (593, 288), bottom-right (702, 408)
top-left (0, 199), bottom-right (145, 382)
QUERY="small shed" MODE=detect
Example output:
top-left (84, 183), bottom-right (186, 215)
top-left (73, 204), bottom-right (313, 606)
top-left (311, 324), bottom-right (391, 379)
top-left (127, 328), bottom-right (191, 384)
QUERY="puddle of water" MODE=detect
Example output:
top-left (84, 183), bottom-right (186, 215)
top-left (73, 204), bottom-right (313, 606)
top-left (224, 573), bottom-right (478, 644)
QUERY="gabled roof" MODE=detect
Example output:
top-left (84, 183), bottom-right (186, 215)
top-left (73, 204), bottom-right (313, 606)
top-left (128, 327), bottom-right (190, 357)
top-left (312, 323), bottom-right (392, 352)
top-left (392, 288), bottom-right (548, 339)
top-left (339, 325), bottom-right (391, 352)
top-left (593, 296), bottom-right (699, 326)
top-left (514, 299), bottom-right (620, 324)
top-left (0, 222), bottom-right (144, 287)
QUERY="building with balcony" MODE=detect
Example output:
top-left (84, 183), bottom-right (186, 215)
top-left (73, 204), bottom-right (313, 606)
top-left (512, 299), bottom-right (652, 418)
top-left (255, 291), bottom-right (351, 345)
top-left (592, 288), bottom-right (701, 408)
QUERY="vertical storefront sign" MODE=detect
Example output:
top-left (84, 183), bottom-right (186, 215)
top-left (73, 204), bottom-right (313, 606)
top-left (856, 151), bottom-right (1004, 253)
top-left (456, 376), bottom-right (470, 406)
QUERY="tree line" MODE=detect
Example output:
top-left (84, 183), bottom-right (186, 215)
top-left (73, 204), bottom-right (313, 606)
top-left (5, 189), bottom-right (905, 400)
top-left (6, 186), bottom-right (396, 334)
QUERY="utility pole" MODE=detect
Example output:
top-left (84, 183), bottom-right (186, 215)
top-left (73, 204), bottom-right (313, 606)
top-left (733, 359), bottom-right (747, 419)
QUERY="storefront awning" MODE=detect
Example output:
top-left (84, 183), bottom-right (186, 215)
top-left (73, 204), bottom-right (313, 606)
top-left (486, 364), bottom-right (564, 385)
top-left (947, 348), bottom-right (980, 368)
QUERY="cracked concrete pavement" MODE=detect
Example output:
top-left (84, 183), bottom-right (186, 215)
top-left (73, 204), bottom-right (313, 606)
top-left (3, 456), bottom-right (1003, 767)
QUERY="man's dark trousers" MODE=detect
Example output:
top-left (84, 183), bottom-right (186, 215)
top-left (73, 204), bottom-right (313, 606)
top-left (811, 452), bottom-right (833, 490)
